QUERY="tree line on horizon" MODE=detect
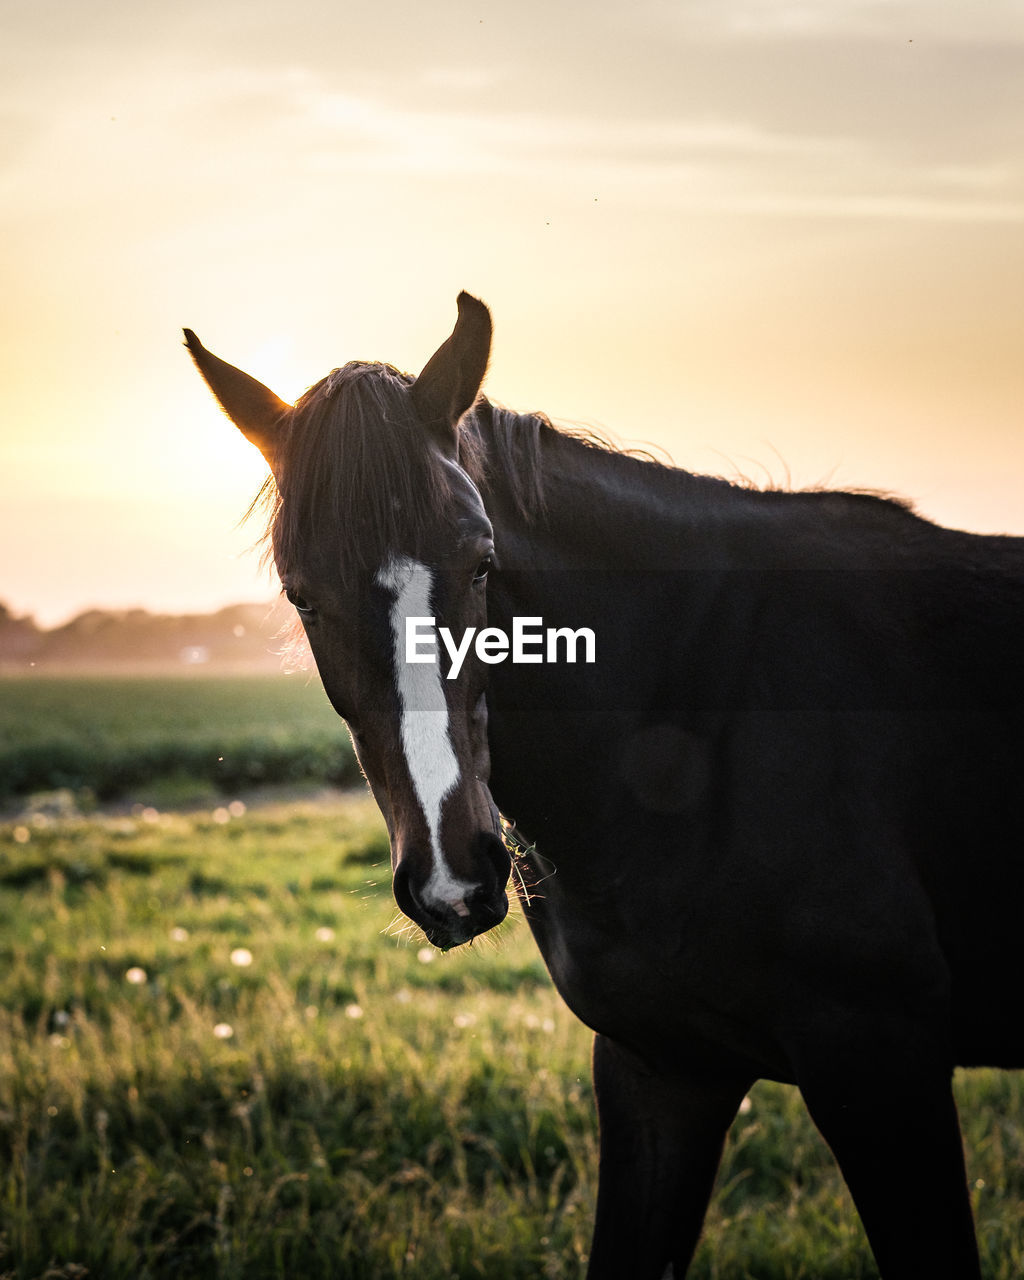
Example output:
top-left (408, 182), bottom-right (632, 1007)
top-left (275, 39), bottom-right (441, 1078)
top-left (0, 600), bottom-right (292, 671)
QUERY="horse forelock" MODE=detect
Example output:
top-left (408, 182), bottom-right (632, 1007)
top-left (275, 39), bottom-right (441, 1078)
top-left (262, 361), bottom-right (465, 581)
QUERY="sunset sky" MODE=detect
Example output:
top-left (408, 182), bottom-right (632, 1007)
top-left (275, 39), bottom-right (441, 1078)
top-left (3, 0), bottom-right (1022, 625)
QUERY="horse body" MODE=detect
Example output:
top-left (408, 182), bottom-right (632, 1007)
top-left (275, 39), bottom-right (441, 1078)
top-left (480, 411), bottom-right (1024, 1050)
top-left (482, 433), bottom-right (1024, 1276)
top-left (186, 294), bottom-right (1024, 1278)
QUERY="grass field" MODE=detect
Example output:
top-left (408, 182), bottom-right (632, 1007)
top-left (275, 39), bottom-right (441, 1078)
top-left (1, 678), bottom-right (1023, 1277)
top-left (0, 674), bottom-right (359, 804)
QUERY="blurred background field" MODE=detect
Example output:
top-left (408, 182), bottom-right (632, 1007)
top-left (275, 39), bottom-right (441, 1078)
top-left (0, 673), bottom-right (360, 807)
top-left (2, 676), bottom-right (1023, 1278)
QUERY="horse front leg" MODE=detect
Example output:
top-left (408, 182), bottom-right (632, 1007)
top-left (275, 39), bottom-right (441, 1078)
top-left (587, 1033), bottom-right (752, 1280)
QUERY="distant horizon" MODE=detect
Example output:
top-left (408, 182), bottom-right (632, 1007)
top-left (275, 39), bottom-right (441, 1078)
top-left (0, 595), bottom-right (299, 676)
top-left (3, 596), bottom-right (281, 632)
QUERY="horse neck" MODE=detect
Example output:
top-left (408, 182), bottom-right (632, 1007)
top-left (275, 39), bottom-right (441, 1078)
top-left (470, 414), bottom-right (738, 864)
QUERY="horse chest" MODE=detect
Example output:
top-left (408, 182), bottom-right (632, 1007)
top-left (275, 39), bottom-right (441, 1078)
top-left (520, 871), bottom-right (786, 1076)
top-left (527, 906), bottom-right (630, 1034)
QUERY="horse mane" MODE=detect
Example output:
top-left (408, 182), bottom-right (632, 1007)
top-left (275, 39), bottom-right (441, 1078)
top-left (254, 359), bottom-right (923, 589)
top-left (464, 401), bottom-right (550, 515)
top-left (468, 401), bottom-right (699, 518)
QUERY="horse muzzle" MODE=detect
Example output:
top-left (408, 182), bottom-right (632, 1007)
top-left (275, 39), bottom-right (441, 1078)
top-left (392, 830), bottom-right (511, 950)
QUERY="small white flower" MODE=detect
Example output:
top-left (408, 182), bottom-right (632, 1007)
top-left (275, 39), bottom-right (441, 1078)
top-left (229, 948), bottom-right (253, 967)
top-left (345, 1003), bottom-right (364, 1020)
top-left (125, 967), bottom-right (148, 985)
top-left (228, 800), bottom-right (246, 818)
top-left (169, 927), bottom-right (189, 942)
top-left (213, 1022), bottom-right (234, 1039)
top-left (212, 807), bottom-right (231, 825)
top-left (314, 926), bottom-right (335, 943)
top-left (416, 947), bottom-right (435, 964)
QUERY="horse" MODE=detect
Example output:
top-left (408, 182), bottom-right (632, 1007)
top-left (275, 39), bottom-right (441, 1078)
top-left (185, 292), bottom-right (1024, 1278)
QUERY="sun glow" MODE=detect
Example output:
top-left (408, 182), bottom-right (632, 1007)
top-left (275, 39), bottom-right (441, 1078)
top-left (2, 2), bottom-right (1022, 624)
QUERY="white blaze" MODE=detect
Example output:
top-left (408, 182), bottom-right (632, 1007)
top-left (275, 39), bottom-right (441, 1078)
top-left (376, 556), bottom-right (472, 907)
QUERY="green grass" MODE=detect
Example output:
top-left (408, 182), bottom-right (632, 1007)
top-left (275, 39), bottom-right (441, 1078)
top-left (2, 797), bottom-right (1023, 1278)
top-left (0, 792), bottom-right (597, 1279)
top-left (1, 678), bottom-right (1023, 1276)
top-left (0, 675), bottom-right (359, 802)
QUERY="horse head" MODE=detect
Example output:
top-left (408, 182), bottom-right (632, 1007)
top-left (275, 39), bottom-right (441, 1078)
top-left (185, 294), bottom-right (510, 949)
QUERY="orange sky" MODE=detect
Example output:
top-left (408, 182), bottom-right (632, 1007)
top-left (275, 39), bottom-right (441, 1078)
top-left (2, 0), bottom-right (1022, 625)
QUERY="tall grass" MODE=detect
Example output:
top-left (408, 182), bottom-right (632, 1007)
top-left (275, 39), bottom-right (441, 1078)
top-left (2, 679), bottom-right (1023, 1276)
top-left (0, 793), bottom-right (598, 1278)
top-left (1, 794), bottom-right (1023, 1277)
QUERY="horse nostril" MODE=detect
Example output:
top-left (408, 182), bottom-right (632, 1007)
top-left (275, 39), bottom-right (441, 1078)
top-left (472, 887), bottom-right (510, 930)
top-left (392, 857), bottom-right (418, 923)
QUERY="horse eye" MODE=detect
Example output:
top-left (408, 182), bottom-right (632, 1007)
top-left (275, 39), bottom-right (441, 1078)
top-left (472, 556), bottom-right (493, 586)
top-left (285, 587), bottom-right (315, 616)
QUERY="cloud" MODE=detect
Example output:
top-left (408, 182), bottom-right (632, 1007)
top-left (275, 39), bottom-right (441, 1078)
top-left (246, 73), bottom-right (1024, 224)
top-left (2, 33), bottom-right (1021, 256)
top-left (3, 0), bottom-right (1022, 233)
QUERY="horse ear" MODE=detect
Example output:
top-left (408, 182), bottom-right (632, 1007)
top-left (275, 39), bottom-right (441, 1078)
top-left (411, 291), bottom-right (492, 447)
top-left (183, 329), bottom-right (291, 470)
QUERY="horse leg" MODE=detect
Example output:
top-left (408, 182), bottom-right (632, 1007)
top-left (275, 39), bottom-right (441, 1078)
top-left (586, 1033), bottom-right (751, 1280)
top-left (799, 1052), bottom-right (981, 1279)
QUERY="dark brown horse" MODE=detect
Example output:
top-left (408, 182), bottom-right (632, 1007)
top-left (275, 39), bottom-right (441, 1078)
top-left (186, 293), bottom-right (1024, 1278)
